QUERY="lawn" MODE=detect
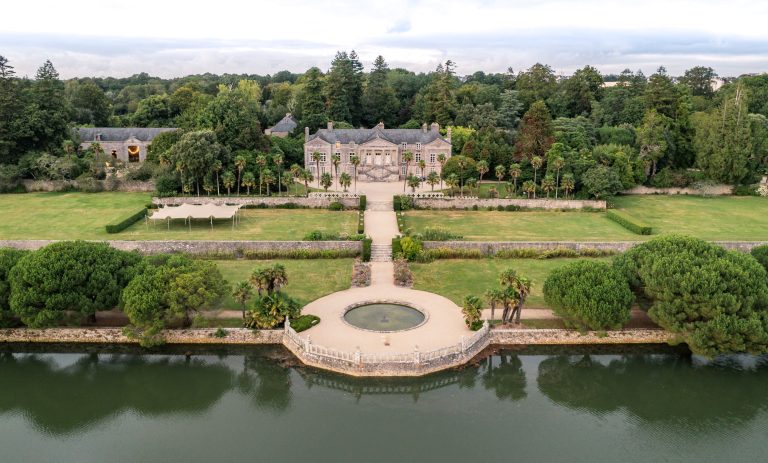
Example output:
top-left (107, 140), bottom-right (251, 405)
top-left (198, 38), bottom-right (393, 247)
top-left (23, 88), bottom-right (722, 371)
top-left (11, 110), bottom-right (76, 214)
top-left (214, 258), bottom-right (354, 308)
top-left (0, 192), bottom-right (357, 240)
top-left (403, 210), bottom-right (637, 241)
top-left (612, 195), bottom-right (768, 241)
top-left (411, 258), bottom-right (612, 309)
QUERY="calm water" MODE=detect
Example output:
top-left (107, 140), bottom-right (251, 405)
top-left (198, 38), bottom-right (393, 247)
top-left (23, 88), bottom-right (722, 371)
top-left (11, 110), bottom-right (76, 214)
top-left (1, 345), bottom-right (767, 463)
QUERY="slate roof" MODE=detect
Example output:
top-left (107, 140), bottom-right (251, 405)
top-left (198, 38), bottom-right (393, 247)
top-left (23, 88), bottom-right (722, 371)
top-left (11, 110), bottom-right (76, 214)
top-left (268, 114), bottom-right (299, 133)
top-left (77, 127), bottom-right (178, 143)
top-left (307, 126), bottom-right (449, 145)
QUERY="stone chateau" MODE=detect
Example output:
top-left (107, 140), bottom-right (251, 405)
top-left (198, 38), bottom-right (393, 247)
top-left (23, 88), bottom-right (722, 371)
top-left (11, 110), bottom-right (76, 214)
top-left (304, 122), bottom-right (452, 181)
top-left (77, 127), bottom-right (177, 163)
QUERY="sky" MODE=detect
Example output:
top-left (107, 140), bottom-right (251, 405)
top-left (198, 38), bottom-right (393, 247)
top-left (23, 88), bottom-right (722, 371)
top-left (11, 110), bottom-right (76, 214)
top-left (3, 0), bottom-right (768, 79)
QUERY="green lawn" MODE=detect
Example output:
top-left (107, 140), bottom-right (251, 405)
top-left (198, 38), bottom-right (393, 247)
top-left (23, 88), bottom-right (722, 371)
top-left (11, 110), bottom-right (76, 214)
top-left (214, 258), bottom-right (354, 308)
top-left (612, 195), bottom-right (768, 241)
top-left (411, 258), bottom-right (612, 309)
top-left (0, 192), bottom-right (357, 241)
top-left (403, 210), bottom-right (637, 241)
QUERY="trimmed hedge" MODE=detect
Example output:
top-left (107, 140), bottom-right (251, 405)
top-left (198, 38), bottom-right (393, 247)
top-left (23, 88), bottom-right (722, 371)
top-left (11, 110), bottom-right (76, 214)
top-left (359, 195), bottom-right (367, 211)
top-left (357, 209), bottom-right (365, 234)
top-left (392, 237), bottom-right (402, 259)
top-left (362, 238), bottom-right (372, 262)
top-left (105, 208), bottom-right (147, 233)
top-left (606, 210), bottom-right (652, 235)
top-left (241, 249), bottom-right (359, 259)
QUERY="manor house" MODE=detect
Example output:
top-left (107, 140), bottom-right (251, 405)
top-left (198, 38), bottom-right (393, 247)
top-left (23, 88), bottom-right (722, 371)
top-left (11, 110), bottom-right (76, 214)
top-left (304, 122), bottom-right (452, 181)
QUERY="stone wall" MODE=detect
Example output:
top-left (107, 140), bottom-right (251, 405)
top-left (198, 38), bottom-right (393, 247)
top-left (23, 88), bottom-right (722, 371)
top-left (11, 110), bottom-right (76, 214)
top-left (412, 197), bottom-right (606, 210)
top-left (422, 240), bottom-right (768, 254)
top-left (0, 327), bottom-right (283, 345)
top-left (154, 195), bottom-right (360, 209)
top-left (22, 179), bottom-right (155, 192)
top-left (0, 239), bottom-right (362, 256)
top-left (490, 328), bottom-right (673, 345)
top-left (623, 185), bottom-right (733, 195)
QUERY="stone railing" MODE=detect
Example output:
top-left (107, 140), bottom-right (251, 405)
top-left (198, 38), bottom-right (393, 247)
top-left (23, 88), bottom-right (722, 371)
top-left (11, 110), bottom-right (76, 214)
top-left (422, 240), bottom-right (768, 254)
top-left (308, 192), bottom-right (360, 199)
top-left (404, 192), bottom-right (445, 198)
top-left (154, 195), bottom-right (359, 209)
top-left (412, 197), bottom-right (606, 210)
top-left (282, 318), bottom-right (491, 376)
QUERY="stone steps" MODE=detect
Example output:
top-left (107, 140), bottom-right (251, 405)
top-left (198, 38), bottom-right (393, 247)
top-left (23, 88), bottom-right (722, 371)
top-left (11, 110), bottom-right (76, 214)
top-left (366, 201), bottom-right (393, 211)
top-left (370, 244), bottom-right (392, 262)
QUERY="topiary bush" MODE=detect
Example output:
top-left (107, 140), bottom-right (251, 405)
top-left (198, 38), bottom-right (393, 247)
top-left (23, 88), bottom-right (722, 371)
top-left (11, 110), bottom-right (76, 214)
top-left (105, 208), bottom-right (147, 233)
top-left (606, 210), bottom-right (652, 235)
top-left (362, 238), bottom-right (372, 262)
top-left (543, 260), bottom-right (634, 330)
top-left (614, 235), bottom-right (768, 356)
top-left (399, 236), bottom-right (423, 261)
top-left (328, 201), bottom-right (344, 211)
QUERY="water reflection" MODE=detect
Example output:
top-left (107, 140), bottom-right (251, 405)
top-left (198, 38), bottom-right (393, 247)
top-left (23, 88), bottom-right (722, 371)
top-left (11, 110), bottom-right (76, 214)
top-left (537, 354), bottom-right (768, 429)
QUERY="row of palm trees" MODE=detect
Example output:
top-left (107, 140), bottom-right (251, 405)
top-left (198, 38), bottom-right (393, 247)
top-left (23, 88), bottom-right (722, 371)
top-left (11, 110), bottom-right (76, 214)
top-left (452, 156), bottom-right (575, 199)
top-left (463, 268), bottom-right (531, 326)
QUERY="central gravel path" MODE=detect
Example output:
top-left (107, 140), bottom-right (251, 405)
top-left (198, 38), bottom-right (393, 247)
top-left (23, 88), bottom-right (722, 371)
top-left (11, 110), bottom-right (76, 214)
top-left (301, 182), bottom-right (470, 354)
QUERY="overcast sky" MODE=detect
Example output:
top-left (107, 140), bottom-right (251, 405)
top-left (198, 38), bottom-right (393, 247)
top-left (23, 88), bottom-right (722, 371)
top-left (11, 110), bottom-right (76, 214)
top-left (3, 0), bottom-right (767, 78)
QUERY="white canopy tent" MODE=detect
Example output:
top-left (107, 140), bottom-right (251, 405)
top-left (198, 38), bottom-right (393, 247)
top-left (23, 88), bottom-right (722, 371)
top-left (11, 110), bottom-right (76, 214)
top-left (148, 204), bottom-right (242, 229)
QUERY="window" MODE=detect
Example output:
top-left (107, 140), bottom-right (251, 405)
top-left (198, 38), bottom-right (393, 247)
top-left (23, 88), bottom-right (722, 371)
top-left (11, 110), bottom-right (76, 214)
top-left (320, 153), bottom-right (327, 163)
top-left (335, 152), bottom-right (341, 162)
top-left (430, 153), bottom-right (436, 163)
top-left (127, 146), bottom-right (140, 163)
top-left (430, 167), bottom-right (436, 174)
top-left (401, 164), bottom-right (407, 175)
top-left (111, 150), bottom-right (117, 159)
top-left (414, 152), bottom-right (421, 162)
top-left (416, 142), bottom-right (421, 150)
top-left (401, 142), bottom-right (407, 150)
top-left (349, 152), bottom-right (355, 161)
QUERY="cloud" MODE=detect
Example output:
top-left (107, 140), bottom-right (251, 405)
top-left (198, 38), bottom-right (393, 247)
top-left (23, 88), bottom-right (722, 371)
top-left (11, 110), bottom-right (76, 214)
top-left (387, 19), bottom-right (412, 34)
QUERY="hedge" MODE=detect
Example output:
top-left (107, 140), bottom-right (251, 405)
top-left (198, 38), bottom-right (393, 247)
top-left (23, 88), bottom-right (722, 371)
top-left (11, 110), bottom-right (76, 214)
top-left (362, 238), bottom-right (372, 262)
top-left (392, 237), bottom-right (402, 259)
top-left (105, 208), bottom-right (147, 233)
top-left (357, 209), bottom-right (365, 234)
top-left (359, 195), bottom-right (367, 211)
top-left (606, 210), bottom-right (652, 235)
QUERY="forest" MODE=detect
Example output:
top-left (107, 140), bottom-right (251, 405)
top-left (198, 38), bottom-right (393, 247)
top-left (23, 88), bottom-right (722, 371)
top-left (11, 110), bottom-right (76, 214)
top-left (1, 51), bottom-right (767, 198)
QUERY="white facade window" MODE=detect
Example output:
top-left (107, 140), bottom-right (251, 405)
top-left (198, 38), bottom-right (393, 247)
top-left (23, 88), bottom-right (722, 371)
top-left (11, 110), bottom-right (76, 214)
top-left (401, 164), bottom-right (407, 175)
top-left (320, 153), bottom-right (327, 163)
top-left (415, 152), bottom-right (421, 162)
top-left (430, 153), bottom-right (436, 163)
top-left (430, 167), bottom-right (436, 174)
top-left (416, 142), bottom-right (421, 150)
top-left (401, 142), bottom-right (407, 150)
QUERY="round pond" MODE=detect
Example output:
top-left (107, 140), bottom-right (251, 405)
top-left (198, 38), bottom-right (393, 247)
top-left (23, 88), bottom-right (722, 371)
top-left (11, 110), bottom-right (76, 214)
top-left (343, 303), bottom-right (426, 332)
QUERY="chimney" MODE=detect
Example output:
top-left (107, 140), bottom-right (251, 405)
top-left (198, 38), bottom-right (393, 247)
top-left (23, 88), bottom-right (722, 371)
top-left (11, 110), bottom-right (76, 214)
top-left (431, 122), bottom-right (440, 132)
top-left (376, 121), bottom-right (384, 130)
top-left (327, 121), bottom-right (334, 131)
top-left (304, 127), bottom-right (309, 141)
top-left (447, 126), bottom-right (452, 143)
top-left (422, 123), bottom-right (428, 133)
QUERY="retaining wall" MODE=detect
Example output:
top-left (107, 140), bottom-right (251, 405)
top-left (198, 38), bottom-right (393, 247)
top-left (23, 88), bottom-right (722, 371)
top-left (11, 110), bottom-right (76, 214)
top-left (490, 328), bottom-right (673, 345)
top-left (0, 239), bottom-right (362, 256)
top-left (422, 240), bottom-right (768, 254)
top-left (412, 197), bottom-right (606, 210)
top-left (0, 328), bottom-right (283, 345)
top-left (623, 185), bottom-right (733, 195)
top-left (22, 179), bottom-right (155, 192)
top-left (154, 195), bottom-right (360, 209)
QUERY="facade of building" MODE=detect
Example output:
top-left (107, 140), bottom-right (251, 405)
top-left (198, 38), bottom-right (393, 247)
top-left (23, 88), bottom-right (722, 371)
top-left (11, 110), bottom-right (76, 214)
top-left (77, 127), bottom-right (177, 163)
top-left (304, 122), bottom-right (452, 181)
top-left (265, 113), bottom-right (299, 137)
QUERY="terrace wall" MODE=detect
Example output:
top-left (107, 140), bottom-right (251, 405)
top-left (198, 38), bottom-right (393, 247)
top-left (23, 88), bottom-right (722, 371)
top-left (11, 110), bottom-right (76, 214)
top-left (22, 179), bottom-right (155, 192)
top-left (421, 240), bottom-right (768, 254)
top-left (154, 195), bottom-right (360, 209)
top-left (623, 185), bottom-right (733, 195)
top-left (411, 197), bottom-right (606, 210)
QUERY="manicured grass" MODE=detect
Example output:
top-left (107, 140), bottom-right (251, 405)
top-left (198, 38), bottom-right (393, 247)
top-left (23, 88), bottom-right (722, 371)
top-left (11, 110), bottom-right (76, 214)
top-left (214, 258), bottom-right (354, 308)
top-left (411, 258), bottom-right (612, 309)
top-left (0, 192), bottom-right (357, 241)
top-left (612, 195), bottom-right (768, 241)
top-left (0, 192), bottom-right (151, 240)
top-left (121, 209), bottom-right (357, 241)
top-left (403, 210), bottom-right (637, 241)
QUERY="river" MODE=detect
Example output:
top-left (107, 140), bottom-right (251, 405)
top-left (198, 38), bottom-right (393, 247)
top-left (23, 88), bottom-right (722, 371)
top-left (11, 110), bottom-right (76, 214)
top-left (1, 345), bottom-right (766, 463)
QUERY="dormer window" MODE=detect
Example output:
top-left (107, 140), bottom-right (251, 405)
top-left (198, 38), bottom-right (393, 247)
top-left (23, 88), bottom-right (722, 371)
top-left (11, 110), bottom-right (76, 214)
top-left (335, 141), bottom-right (341, 149)
top-left (416, 142), bottom-right (422, 150)
top-left (401, 142), bottom-right (407, 150)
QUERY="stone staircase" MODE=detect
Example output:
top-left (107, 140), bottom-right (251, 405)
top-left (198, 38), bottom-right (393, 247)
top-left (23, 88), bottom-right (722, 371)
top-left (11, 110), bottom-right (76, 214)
top-left (370, 244), bottom-right (392, 262)
top-left (359, 165), bottom-right (400, 182)
top-left (366, 200), bottom-right (393, 211)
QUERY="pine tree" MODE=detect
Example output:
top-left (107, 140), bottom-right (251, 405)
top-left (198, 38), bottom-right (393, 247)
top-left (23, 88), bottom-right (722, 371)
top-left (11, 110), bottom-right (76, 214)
top-left (513, 100), bottom-right (554, 160)
top-left (300, 67), bottom-right (327, 131)
top-left (29, 60), bottom-right (71, 152)
top-left (362, 55), bottom-right (399, 127)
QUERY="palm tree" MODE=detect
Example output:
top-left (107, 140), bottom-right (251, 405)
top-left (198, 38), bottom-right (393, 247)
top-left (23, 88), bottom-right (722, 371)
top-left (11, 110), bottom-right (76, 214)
top-left (273, 153), bottom-right (284, 196)
top-left (203, 176), bottom-right (215, 196)
top-left (402, 150), bottom-right (414, 192)
top-left (522, 180), bottom-right (536, 199)
top-left (331, 153), bottom-right (341, 191)
top-left (531, 156), bottom-right (543, 199)
top-left (300, 168), bottom-right (313, 197)
top-left (311, 151), bottom-right (322, 189)
top-left (445, 173), bottom-right (459, 197)
top-left (484, 288), bottom-right (504, 323)
top-left (249, 263), bottom-right (288, 296)
top-left (235, 154), bottom-right (247, 196)
top-left (541, 175), bottom-right (555, 198)
top-left (437, 153), bottom-right (447, 190)
top-left (418, 159), bottom-right (426, 181)
top-left (509, 163), bottom-right (521, 197)
top-left (426, 171), bottom-right (440, 191)
top-left (498, 269), bottom-right (531, 324)
top-left (242, 171), bottom-right (256, 195)
top-left (212, 160), bottom-right (222, 196)
top-left (232, 281), bottom-right (253, 320)
top-left (462, 295), bottom-right (483, 328)
top-left (320, 172), bottom-right (332, 192)
top-left (350, 155), bottom-right (360, 193)
top-left (263, 168), bottom-right (276, 196)
top-left (289, 163), bottom-right (302, 195)
top-left (495, 165), bottom-right (505, 186)
top-left (553, 157), bottom-right (564, 199)
top-left (255, 154), bottom-right (267, 196)
top-left (476, 160), bottom-right (489, 190)
top-left (457, 156), bottom-right (467, 197)
top-left (222, 170), bottom-right (235, 196)
top-left (561, 173), bottom-right (575, 200)
top-left (339, 172), bottom-right (352, 192)
top-left (407, 175), bottom-right (420, 192)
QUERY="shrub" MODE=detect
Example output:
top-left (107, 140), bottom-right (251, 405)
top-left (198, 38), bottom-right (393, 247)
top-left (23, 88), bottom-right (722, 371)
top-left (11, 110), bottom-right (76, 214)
top-left (391, 237), bottom-right (402, 258)
top-left (241, 249), bottom-right (358, 259)
top-left (0, 164), bottom-right (22, 193)
top-left (358, 195), bottom-right (367, 211)
top-left (393, 257), bottom-right (413, 287)
top-left (124, 163), bottom-right (154, 181)
top-left (462, 295), bottom-right (483, 328)
top-left (291, 314), bottom-right (320, 333)
top-left (494, 247), bottom-right (617, 259)
top-left (10, 241), bottom-right (143, 327)
top-left (399, 237), bottom-right (423, 261)
top-left (414, 227), bottom-right (463, 241)
top-left (105, 208), bottom-right (148, 233)
top-left (75, 175), bottom-right (103, 193)
top-left (543, 260), bottom-right (634, 330)
top-left (328, 201), bottom-right (344, 211)
top-left (505, 204), bottom-right (520, 211)
top-left (352, 258), bottom-right (371, 287)
top-left (155, 173), bottom-right (180, 196)
top-left (0, 249), bottom-right (28, 327)
top-left (362, 238), bottom-right (372, 262)
top-left (614, 235), bottom-right (768, 356)
top-left (244, 292), bottom-right (301, 329)
top-left (733, 184), bottom-right (758, 196)
top-left (606, 210), bottom-right (652, 235)
top-left (357, 210), bottom-right (365, 234)
top-left (419, 248), bottom-right (484, 261)
top-left (751, 245), bottom-right (768, 274)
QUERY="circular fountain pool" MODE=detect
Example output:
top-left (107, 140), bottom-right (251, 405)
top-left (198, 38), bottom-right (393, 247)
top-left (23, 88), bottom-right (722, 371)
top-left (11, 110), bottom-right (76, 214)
top-left (343, 303), bottom-right (426, 332)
